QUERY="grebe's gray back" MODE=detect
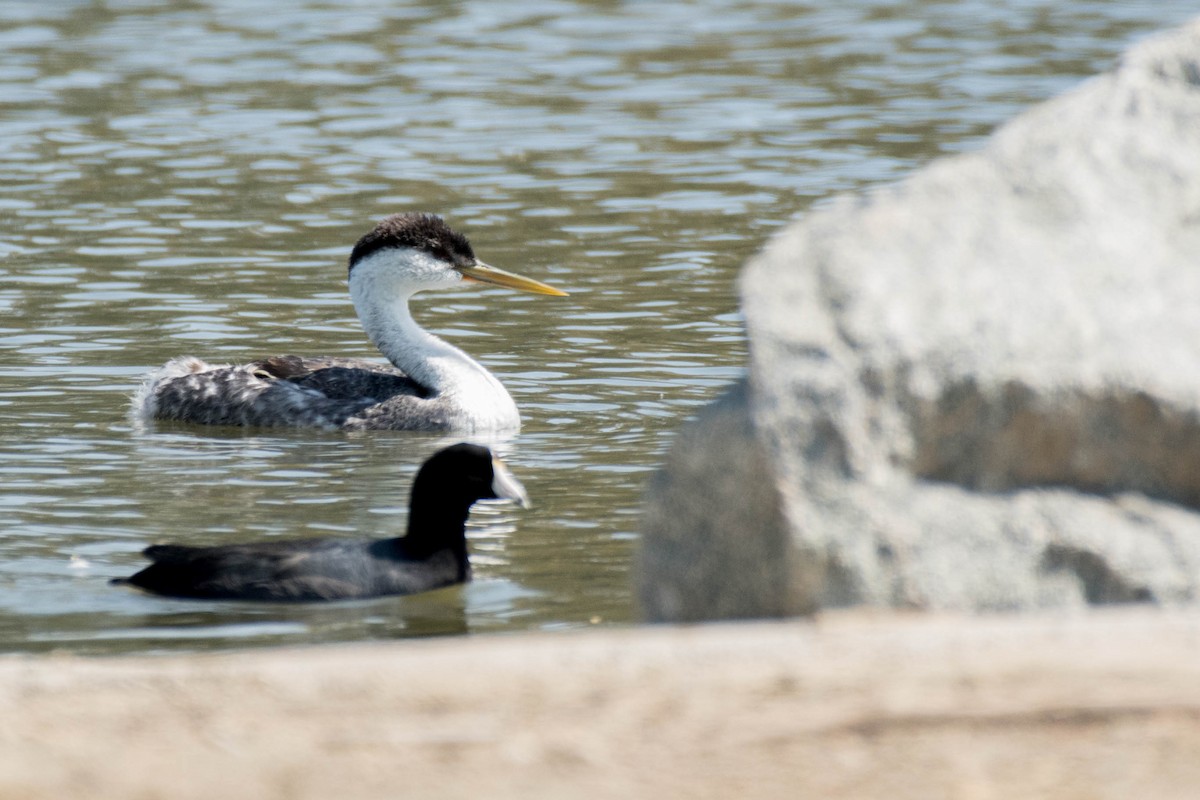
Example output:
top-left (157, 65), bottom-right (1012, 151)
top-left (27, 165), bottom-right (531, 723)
top-left (131, 213), bottom-right (567, 432)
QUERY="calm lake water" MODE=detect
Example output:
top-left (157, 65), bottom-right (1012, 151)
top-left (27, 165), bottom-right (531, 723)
top-left (1, 1), bottom-right (1195, 654)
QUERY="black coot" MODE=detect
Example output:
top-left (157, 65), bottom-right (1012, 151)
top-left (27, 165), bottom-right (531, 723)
top-left (111, 443), bottom-right (527, 601)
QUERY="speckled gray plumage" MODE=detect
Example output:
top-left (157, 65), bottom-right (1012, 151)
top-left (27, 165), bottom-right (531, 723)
top-left (140, 355), bottom-right (457, 431)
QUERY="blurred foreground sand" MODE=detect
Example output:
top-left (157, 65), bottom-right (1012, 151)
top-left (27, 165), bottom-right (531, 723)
top-left (3, 609), bottom-right (1199, 799)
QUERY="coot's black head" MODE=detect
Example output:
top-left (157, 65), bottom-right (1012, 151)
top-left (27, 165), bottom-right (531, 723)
top-left (349, 212), bottom-right (476, 275)
top-left (412, 443), bottom-right (529, 509)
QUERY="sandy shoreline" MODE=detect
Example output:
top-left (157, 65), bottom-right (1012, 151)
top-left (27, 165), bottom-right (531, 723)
top-left (4, 609), bottom-right (1200, 799)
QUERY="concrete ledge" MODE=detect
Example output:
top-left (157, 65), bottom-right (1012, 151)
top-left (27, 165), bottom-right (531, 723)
top-left (4, 609), bottom-right (1200, 798)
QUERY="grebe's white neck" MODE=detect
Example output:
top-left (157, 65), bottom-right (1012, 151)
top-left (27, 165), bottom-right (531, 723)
top-left (348, 250), bottom-right (520, 430)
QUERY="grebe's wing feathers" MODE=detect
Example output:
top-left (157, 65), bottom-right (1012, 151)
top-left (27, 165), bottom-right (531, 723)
top-left (252, 355), bottom-right (428, 402)
top-left (147, 359), bottom-right (378, 429)
top-left (342, 395), bottom-right (455, 431)
top-left (142, 355), bottom-right (453, 430)
top-left (248, 355), bottom-right (459, 430)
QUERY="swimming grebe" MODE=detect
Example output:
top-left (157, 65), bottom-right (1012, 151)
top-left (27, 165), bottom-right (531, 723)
top-left (112, 443), bottom-right (528, 601)
top-left (132, 212), bottom-right (567, 431)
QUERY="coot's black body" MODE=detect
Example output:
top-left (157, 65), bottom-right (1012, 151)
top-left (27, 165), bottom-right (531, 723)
top-left (112, 444), bottom-right (527, 601)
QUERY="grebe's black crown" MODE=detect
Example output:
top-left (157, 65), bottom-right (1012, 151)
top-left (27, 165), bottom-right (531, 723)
top-left (348, 213), bottom-right (477, 274)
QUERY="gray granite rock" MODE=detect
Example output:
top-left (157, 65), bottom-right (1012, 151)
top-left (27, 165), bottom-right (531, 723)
top-left (636, 382), bottom-right (819, 621)
top-left (637, 19), bottom-right (1200, 621)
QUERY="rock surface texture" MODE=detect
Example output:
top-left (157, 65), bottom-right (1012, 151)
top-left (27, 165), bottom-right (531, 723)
top-left (639, 19), bottom-right (1200, 621)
